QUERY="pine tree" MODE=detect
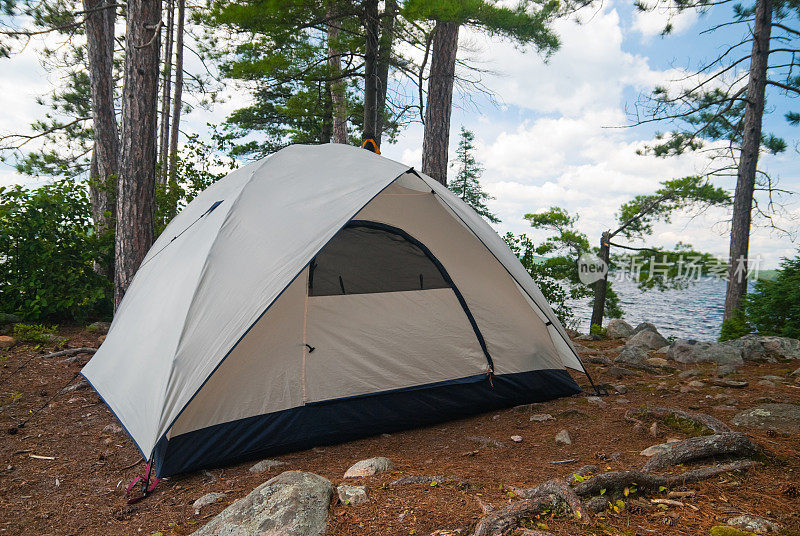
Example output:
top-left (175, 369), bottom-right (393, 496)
top-left (447, 127), bottom-right (499, 224)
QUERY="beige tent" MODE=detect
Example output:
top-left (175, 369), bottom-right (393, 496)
top-left (82, 144), bottom-right (588, 477)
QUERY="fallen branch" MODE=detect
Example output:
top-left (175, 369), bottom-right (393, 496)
top-left (642, 433), bottom-right (760, 472)
top-left (573, 460), bottom-right (755, 498)
top-left (41, 347), bottom-right (97, 359)
top-left (473, 479), bottom-right (586, 536)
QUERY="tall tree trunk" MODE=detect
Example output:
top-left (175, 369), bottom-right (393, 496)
top-left (168, 0), bottom-right (185, 184)
top-left (723, 0), bottom-right (772, 321)
top-left (374, 0), bottom-right (396, 147)
top-left (590, 231), bottom-right (611, 327)
top-left (158, 0), bottom-right (174, 184)
top-left (422, 21), bottom-right (459, 185)
top-left (115, 0), bottom-right (162, 308)
top-left (362, 0), bottom-right (379, 143)
top-left (327, 4), bottom-right (348, 143)
top-left (83, 0), bottom-right (119, 243)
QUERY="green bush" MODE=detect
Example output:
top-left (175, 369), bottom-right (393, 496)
top-left (590, 323), bottom-right (607, 337)
top-left (719, 311), bottom-right (752, 341)
top-left (13, 323), bottom-right (57, 344)
top-left (742, 253), bottom-right (800, 339)
top-left (0, 180), bottom-right (112, 321)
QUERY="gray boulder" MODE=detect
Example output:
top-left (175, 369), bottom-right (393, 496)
top-left (615, 344), bottom-right (650, 366)
top-left (344, 457), bottom-right (394, 478)
top-left (191, 471), bottom-right (333, 536)
top-left (633, 322), bottom-right (658, 334)
top-left (627, 329), bottom-right (668, 350)
top-left (606, 319), bottom-right (634, 339)
top-left (667, 339), bottom-right (744, 366)
top-left (732, 403), bottom-right (800, 432)
top-left (723, 335), bottom-right (800, 362)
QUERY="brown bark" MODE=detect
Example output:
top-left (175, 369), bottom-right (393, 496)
top-left (362, 0), bottom-right (379, 143)
top-left (724, 0), bottom-right (772, 321)
top-left (327, 4), bottom-right (348, 144)
top-left (590, 230), bottom-right (610, 327)
top-left (472, 479), bottom-right (586, 536)
top-left (374, 0), bottom-right (396, 146)
top-left (421, 21), bottom-right (459, 185)
top-left (158, 0), bottom-right (174, 184)
top-left (572, 460), bottom-right (755, 498)
top-left (83, 0), bottom-right (119, 239)
top-left (168, 0), bottom-right (185, 184)
top-left (642, 433), bottom-right (760, 472)
top-left (115, 0), bottom-right (162, 308)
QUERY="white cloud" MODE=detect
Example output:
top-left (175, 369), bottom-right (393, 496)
top-left (631, 3), bottom-right (700, 39)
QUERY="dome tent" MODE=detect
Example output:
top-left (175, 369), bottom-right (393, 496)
top-left (82, 144), bottom-right (589, 478)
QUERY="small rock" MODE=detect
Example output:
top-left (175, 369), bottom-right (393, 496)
top-left (726, 514), bottom-right (781, 533)
top-left (688, 380), bottom-right (706, 388)
top-left (679, 369), bottom-right (702, 378)
top-left (713, 405), bottom-right (737, 412)
top-left (529, 413), bottom-right (554, 422)
top-left (192, 492), bottom-right (227, 514)
top-left (606, 319), bottom-right (634, 339)
top-left (640, 443), bottom-right (669, 457)
top-left (733, 403), bottom-right (800, 432)
top-left (510, 435), bottom-right (523, 443)
top-left (467, 436), bottom-right (506, 448)
top-left (708, 378), bottom-right (748, 388)
top-left (757, 379), bottom-right (776, 388)
top-left (645, 357), bottom-right (671, 368)
top-left (249, 459), bottom-right (286, 474)
top-left (607, 366), bottom-right (638, 378)
top-left (653, 345), bottom-right (669, 355)
top-left (586, 396), bottom-right (607, 408)
top-left (555, 429), bottom-right (571, 445)
top-left (344, 457), bottom-right (394, 478)
top-left (649, 422), bottom-right (659, 437)
top-left (615, 397), bottom-right (630, 404)
top-left (102, 424), bottom-right (122, 434)
top-left (86, 321), bottom-right (111, 334)
top-left (612, 384), bottom-right (628, 394)
top-left (337, 484), bottom-right (369, 505)
top-left (760, 375), bottom-right (784, 383)
top-left (0, 336), bottom-right (15, 349)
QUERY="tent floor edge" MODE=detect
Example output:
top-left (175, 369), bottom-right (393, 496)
top-left (153, 368), bottom-right (581, 478)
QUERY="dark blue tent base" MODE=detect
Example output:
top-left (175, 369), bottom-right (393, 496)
top-left (152, 368), bottom-right (581, 477)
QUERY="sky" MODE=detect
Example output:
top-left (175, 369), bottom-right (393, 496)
top-left (0, 0), bottom-right (797, 269)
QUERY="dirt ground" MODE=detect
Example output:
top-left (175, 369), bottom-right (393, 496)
top-left (1, 326), bottom-right (799, 536)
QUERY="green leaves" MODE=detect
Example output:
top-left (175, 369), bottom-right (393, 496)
top-left (447, 127), bottom-right (499, 224)
top-left (0, 179), bottom-right (112, 321)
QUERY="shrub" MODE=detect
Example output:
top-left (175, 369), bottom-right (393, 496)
top-left (0, 180), bottom-right (112, 321)
top-left (590, 323), bottom-right (607, 337)
top-left (13, 323), bottom-right (57, 344)
top-left (742, 253), bottom-right (800, 339)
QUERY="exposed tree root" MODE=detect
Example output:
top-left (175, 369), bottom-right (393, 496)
top-left (41, 347), bottom-right (97, 359)
top-left (472, 479), bottom-right (585, 536)
top-left (573, 460), bottom-right (755, 498)
top-left (633, 406), bottom-right (732, 435)
top-left (642, 433), bottom-right (760, 472)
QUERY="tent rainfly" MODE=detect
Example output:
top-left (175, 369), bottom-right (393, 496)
top-left (82, 144), bottom-right (590, 477)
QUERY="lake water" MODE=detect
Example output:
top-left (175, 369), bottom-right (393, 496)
top-left (567, 277), bottom-right (744, 341)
